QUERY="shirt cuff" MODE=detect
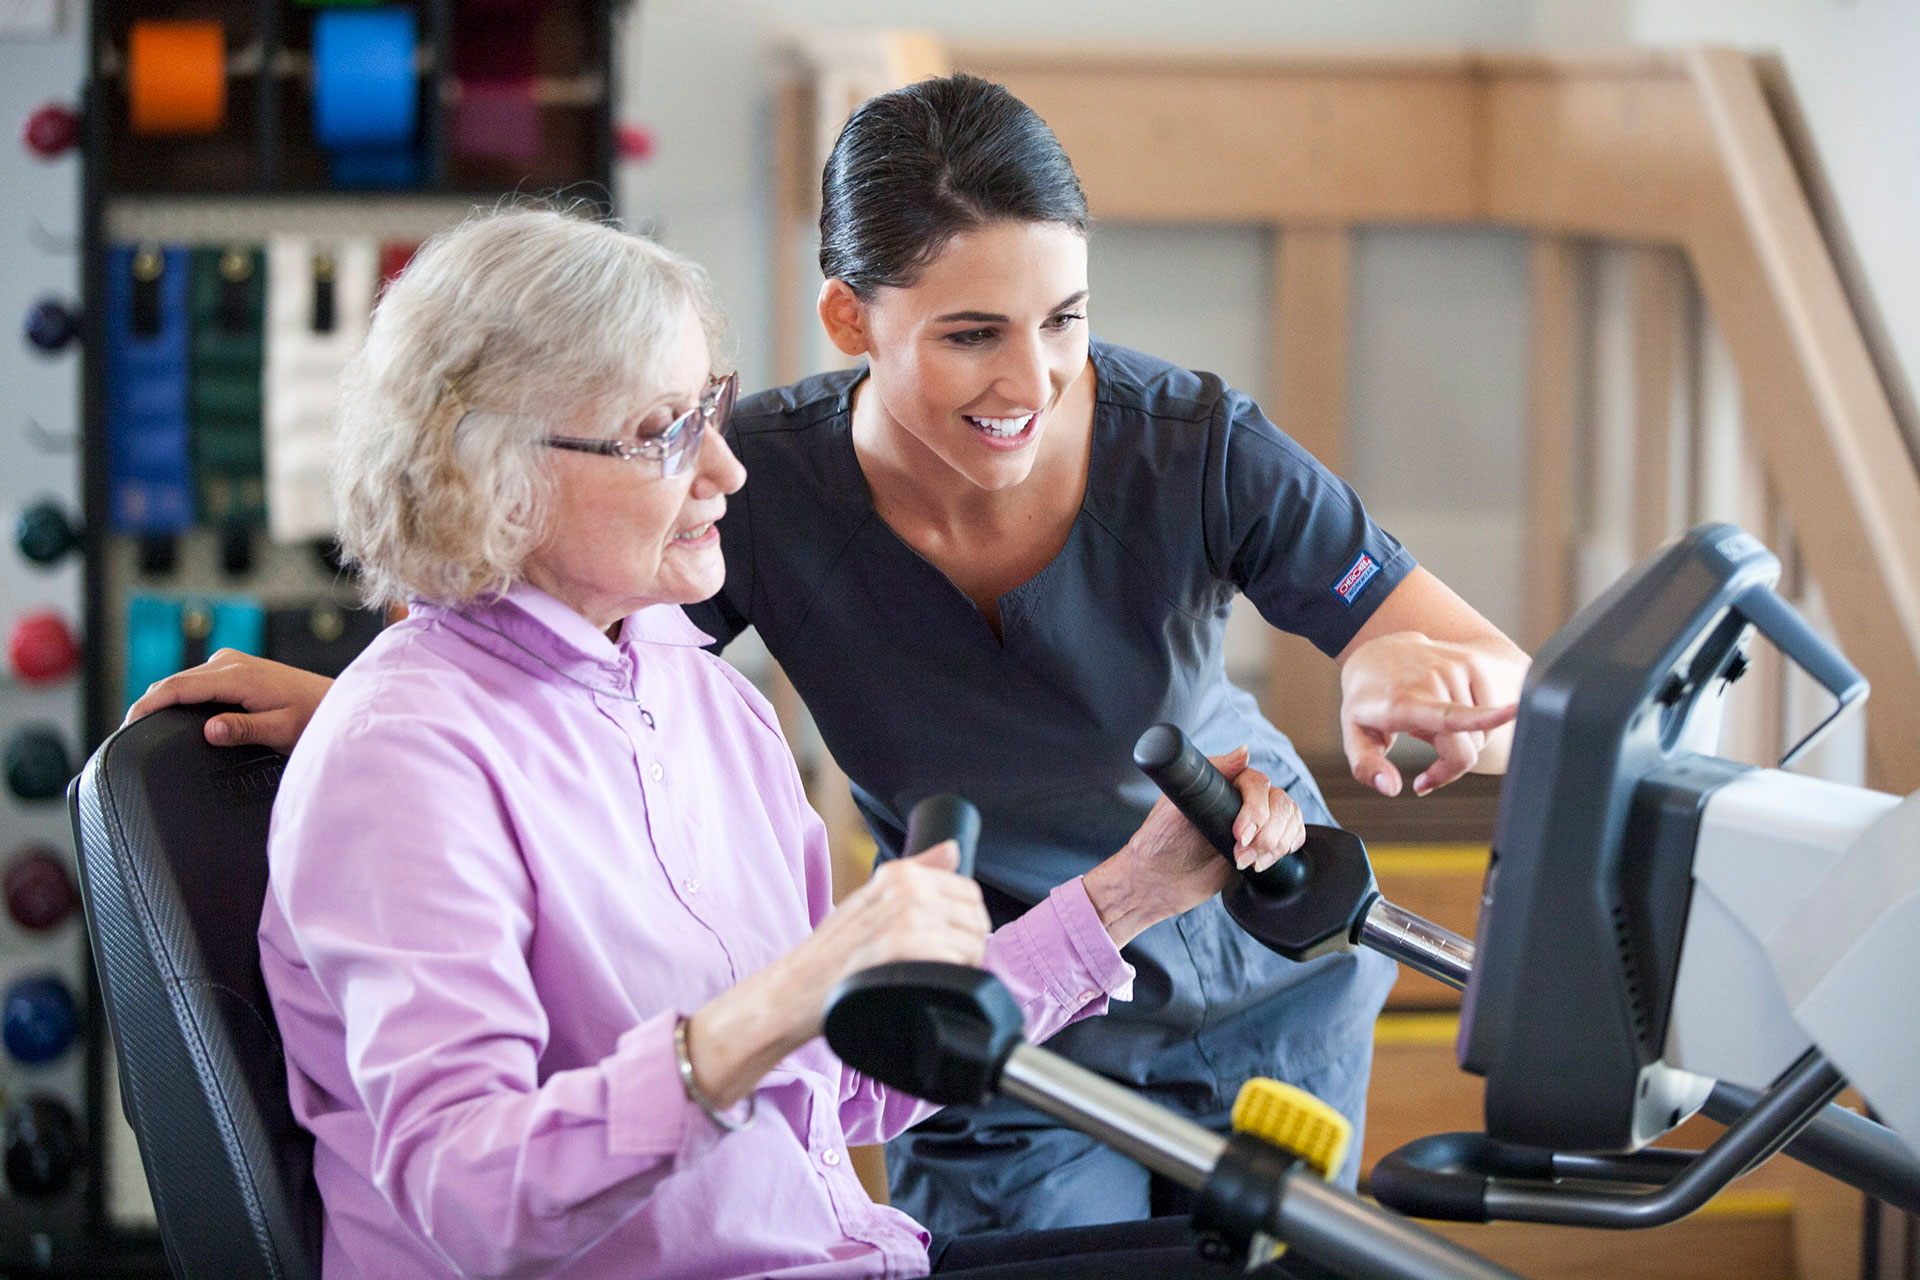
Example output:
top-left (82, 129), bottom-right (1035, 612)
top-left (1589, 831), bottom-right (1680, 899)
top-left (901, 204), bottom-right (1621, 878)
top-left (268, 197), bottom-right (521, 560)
top-left (1048, 877), bottom-right (1136, 1006)
top-left (605, 1010), bottom-right (747, 1160)
top-left (992, 878), bottom-right (1135, 1022)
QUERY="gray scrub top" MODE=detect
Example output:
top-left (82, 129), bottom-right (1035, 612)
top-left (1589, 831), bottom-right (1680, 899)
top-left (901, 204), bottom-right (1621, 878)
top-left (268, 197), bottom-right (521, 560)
top-left (686, 338), bottom-right (1409, 1110)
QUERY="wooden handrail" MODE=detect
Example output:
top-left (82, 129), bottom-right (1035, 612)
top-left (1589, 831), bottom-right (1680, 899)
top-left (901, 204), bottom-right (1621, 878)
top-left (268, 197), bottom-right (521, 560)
top-left (1686, 49), bottom-right (1920, 792)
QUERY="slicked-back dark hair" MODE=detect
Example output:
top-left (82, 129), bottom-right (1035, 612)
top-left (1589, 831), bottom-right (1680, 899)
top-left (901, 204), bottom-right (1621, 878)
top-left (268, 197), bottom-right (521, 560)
top-left (819, 74), bottom-right (1089, 298)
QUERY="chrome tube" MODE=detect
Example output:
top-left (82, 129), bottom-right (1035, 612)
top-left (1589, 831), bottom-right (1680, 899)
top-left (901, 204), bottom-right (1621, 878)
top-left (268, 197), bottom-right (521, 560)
top-left (1000, 1042), bottom-right (1529, 1280)
top-left (1361, 897), bottom-right (1475, 991)
top-left (1276, 1169), bottom-right (1530, 1280)
top-left (998, 1044), bottom-right (1225, 1187)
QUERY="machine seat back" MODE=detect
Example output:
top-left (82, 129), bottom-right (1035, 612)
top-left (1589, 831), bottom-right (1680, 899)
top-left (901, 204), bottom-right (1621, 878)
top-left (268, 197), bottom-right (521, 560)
top-left (68, 705), bottom-right (321, 1280)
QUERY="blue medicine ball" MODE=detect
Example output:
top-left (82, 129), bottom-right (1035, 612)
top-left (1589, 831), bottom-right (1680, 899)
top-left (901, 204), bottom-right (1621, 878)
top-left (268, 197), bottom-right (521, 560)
top-left (2, 975), bottom-right (76, 1065)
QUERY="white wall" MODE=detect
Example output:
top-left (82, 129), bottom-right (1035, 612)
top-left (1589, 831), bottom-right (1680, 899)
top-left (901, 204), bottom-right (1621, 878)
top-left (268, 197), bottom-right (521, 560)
top-left (1539, 0), bottom-right (1920, 459)
top-left (1346, 228), bottom-right (1531, 638)
top-left (1624, 0), bottom-right (1920, 459)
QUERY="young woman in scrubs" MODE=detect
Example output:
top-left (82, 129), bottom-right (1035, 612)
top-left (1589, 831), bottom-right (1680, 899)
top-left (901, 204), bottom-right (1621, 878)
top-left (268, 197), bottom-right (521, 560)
top-left (131, 73), bottom-right (1528, 1237)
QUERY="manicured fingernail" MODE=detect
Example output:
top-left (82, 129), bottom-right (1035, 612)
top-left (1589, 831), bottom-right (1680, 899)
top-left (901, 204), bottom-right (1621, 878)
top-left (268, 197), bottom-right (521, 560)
top-left (207, 720), bottom-right (230, 744)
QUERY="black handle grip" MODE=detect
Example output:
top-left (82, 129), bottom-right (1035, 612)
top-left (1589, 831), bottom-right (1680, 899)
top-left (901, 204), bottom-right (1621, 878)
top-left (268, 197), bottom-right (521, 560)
top-left (905, 793), bottom-right (980, 880)
top-left (823, 961), bottom-right (1024, 1106)
top-left (1132, 725), bottom-right (1306, 896)
top-left (1367, 1132), bottom-right (1501, 1223)
top-left (1732, 583), bottom-right (1868, 767)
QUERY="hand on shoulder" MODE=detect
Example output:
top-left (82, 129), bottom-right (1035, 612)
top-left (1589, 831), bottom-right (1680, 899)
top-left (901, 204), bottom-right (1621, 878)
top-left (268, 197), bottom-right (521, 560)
top-left (123, 650), bottom-right (334, 754)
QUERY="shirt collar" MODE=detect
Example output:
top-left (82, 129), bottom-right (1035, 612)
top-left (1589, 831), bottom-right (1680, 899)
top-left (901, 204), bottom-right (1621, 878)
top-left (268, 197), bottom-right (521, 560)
top-left (411, 583), bottom-right (624, 695)
top-left (499, 581), bottom-right (714, 653)
top-left (619, 604), bottom-right (715, 649)
top-left (419, 584), bottom-right (715, 697)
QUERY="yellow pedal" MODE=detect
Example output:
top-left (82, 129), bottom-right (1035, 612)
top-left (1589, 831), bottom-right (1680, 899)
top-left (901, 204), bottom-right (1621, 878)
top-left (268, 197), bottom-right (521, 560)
top-left (1230, 1078), bottom-right (1352, 1181)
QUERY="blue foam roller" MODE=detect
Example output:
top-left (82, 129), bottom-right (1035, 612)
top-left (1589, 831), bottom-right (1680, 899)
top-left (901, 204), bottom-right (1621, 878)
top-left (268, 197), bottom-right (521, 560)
top-left (2, 974), bottom-right (77, 1066)
top-left (312, 10), bottom-right (418, 150)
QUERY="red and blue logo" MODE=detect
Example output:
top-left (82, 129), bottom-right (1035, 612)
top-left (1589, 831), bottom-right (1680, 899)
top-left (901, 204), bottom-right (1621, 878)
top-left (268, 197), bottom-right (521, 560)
top-left (1331, 552), bottom-right (1379, 606)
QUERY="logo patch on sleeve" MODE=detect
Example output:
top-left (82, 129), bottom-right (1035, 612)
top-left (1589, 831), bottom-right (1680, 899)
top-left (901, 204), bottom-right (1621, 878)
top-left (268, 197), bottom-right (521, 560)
top-left (1331, 552), bottom-right (1380, 606)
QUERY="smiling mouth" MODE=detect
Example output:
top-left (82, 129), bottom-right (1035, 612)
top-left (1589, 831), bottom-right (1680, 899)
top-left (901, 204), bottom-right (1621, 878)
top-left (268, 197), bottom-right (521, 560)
top-left (964, 413), bottom-right (1037, 440)
top-left (671, 522), bottom-right (714, 543)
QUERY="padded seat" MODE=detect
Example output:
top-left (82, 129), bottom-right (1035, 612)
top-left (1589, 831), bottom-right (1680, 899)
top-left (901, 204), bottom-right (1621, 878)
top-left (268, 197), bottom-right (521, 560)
top-left (69, 705), bottom-right (321, 1280)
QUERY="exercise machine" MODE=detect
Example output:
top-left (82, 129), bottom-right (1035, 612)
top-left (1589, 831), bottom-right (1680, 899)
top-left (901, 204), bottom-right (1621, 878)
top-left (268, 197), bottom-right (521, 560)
top-left (1135, 523), bottom-right (1920, 1228)
top-left (825, 799), bottom-right (1529, 1280)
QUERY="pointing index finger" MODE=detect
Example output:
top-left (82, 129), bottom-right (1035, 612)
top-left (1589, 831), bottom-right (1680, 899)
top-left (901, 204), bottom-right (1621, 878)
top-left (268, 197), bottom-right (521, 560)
top-left (1377, 698), bottom-right (1517, 738)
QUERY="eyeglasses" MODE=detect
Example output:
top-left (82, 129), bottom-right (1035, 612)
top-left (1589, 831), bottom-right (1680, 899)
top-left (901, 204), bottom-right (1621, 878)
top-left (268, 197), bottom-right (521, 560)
top-left (543, 372), bottom-right (738, 479)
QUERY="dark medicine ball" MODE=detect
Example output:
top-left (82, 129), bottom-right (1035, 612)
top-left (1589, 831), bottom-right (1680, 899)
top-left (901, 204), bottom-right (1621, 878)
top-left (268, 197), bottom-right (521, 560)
top-left (4, 847), bottom-right (79, 931)
top-left (4, 725), bottom-right (72, 802)
top-left (23, 299), bottom-right (80, 354)
top-left (14, 501), bottom-right (79, 567)
top-left (2, 974), bottom-right (77, 1065)
top-left (4, 1096), bottom-right (81, 1199)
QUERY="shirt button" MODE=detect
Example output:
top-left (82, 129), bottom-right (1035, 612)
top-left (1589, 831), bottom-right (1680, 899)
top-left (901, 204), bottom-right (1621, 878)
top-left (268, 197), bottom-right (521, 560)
top-left (821, 1149), bottom-right (842, 1167)
top-left (1078, 991), bottom-right (1096, 1005)
top-left (650, 762), bottom-right (665, 781)
top-left (683, 878), bottom-right (701, 895)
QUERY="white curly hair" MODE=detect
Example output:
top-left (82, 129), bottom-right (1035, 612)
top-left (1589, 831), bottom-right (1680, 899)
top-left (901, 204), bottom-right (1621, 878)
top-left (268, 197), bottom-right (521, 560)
top-left (332, 205), bottom-right (725, 608)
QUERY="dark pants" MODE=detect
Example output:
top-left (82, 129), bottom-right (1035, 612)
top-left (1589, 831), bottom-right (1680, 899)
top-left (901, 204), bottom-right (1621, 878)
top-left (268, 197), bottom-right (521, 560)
top-left (932, 1215), bottom-right (1331, 1278)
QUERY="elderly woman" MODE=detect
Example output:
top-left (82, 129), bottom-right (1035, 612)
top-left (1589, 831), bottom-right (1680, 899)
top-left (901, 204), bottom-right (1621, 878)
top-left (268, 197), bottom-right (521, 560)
top-left (257, 208), bottom-right (1299, 1280)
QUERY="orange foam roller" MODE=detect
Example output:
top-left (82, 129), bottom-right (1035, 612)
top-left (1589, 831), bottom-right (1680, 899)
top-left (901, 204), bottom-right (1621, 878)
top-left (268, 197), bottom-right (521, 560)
top-left (128, 21), bottom-right (227, 136)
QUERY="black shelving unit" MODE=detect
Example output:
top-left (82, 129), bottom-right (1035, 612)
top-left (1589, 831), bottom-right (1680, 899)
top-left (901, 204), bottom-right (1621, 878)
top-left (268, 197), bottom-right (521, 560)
top-left (41, 2), bottom-right (622, 1270)
top-left (88, 0), bottom-right (616, 197)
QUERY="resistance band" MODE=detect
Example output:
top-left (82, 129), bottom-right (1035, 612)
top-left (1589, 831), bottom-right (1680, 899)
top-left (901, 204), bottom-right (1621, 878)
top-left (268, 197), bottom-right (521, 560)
top-left (265, 236), bottom-right (375, 541)
top-left (127, 20), bottom-right (226, 136)
top-left (377, 240), bottom-right (419, 293)
top-left (189, 246), bottom-right (268, 528)
top-left (105, 244), bottom-right (194, 534)
top-left (123, 596), bottom-right (265, 716)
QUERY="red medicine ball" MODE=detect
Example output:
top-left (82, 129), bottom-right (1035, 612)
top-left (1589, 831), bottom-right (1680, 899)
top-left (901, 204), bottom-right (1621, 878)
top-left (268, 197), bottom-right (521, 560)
top-left (3, 849), bottom-right (78, 932)
top-left (7, 611), bottom-right (80, 686)
top-left (21, 103), bottom-right (81, 160)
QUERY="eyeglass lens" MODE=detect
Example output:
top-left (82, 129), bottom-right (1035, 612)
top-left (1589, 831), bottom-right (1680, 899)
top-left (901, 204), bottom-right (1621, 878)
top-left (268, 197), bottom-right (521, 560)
top-left (661, 374), bottom-right (736, 478)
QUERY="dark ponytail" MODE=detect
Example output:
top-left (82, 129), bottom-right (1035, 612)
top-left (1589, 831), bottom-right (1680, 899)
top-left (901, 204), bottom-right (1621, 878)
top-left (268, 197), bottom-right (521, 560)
top-left (819, 74), bottom-right (1089, 298)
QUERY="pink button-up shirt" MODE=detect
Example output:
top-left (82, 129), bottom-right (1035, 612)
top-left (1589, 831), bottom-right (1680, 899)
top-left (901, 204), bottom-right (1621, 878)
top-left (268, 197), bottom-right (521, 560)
top-left (260, 584), bottom-right (1135, 1280)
